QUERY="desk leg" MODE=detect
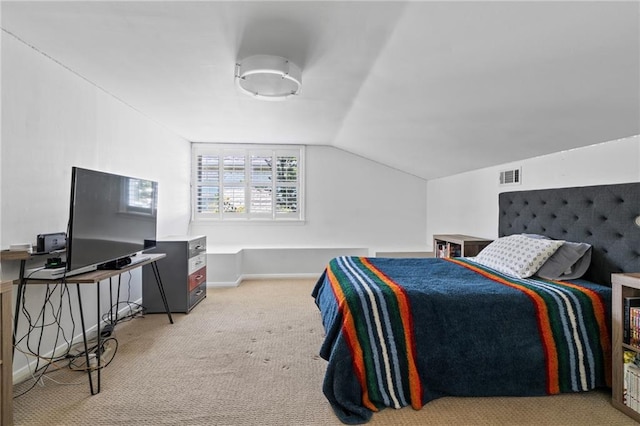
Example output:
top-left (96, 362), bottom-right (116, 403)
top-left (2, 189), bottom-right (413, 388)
top-left (151, 262), bottom-right (174, 324)
top-left (12, 260), bottom-right (27, 358)
top-left (108, 277), bottom-right (114, 324)
top-left (115, 274), bottom-right (122, 324)
top-left (76, 284), bottom-right (99, 395)
top-left (95, 281), bottom-right (101, 393)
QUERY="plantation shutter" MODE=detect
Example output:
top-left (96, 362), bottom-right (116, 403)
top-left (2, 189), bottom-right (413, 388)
top-left (222, 153), bottom-right (246, 217)
top-left (275, 154), bottom-right (299, 218)
top-left (195, 154), bottom-right (220, 214)
top-left (250, 153), bottom-right (273, 216)
top-left (192, 144), bottom-right (304, 221)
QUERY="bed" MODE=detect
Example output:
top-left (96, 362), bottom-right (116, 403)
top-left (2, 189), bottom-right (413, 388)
top-left (312, 182), bottom-right (640, 424)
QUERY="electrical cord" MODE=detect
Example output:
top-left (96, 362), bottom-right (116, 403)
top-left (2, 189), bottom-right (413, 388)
top-left (13, 279), bottom-right (79, 398)
top-left (102, 271), bottom-right (146, 328)
top-left (14, 276), bottom-right (91, 396)
top-left (15, 282), bottom-right (75, 363)
top-left (14, 266), bottom-right (148, 396)
top-left (67, 337), bottom-right (118, 371)
top-left (13, 363), bottom-right (57, 398)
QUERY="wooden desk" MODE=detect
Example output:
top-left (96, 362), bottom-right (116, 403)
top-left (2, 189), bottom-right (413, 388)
top-left (62, 253), bottom-right (169, 284)
top-left (1, 280), bottom-right (13, 426)
top-left (5, 252), bottom-right (173, 395)
top-left (1, 251), bottom-right (32, 358)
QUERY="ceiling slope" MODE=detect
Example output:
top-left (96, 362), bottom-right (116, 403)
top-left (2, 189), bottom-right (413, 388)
top-left (2, 1), bottom-right (639, 179)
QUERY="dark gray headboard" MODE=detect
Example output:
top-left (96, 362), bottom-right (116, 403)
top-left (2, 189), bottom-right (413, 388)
top-left (499, 182), bottom-right (640, 285)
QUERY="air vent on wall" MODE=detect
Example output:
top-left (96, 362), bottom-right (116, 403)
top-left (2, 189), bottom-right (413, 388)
top-left (499, 168), bottom-right (521, 185)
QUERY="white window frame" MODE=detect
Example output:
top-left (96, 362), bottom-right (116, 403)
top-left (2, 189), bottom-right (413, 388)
top-left (192, 143), bottom-right (305, 222)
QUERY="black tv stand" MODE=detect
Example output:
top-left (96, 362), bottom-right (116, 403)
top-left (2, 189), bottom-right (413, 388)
top-left (97, 256), bottom-right (133, 270)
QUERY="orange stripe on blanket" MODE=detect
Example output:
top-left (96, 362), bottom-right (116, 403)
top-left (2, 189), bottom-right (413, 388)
top-left (554, 280), bottom-right (612, 387)
top-left (446, 258), bottom-right (560, 394)
top-left (327, 266), bottom-right (378, 412)
top-left (360, 257), bottom-right (424, 409)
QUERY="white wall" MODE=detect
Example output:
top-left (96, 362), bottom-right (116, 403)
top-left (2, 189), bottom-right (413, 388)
top-left (1, 34), bottom-right (191, 379)
top-left (0, 25), bottom-right (3, 281)
top-left (190, 145), bottom-right (429, 254)
top-left (193, 145), bottom-right (429, 284)
top-left (427, 135), bottom-right (640, 246)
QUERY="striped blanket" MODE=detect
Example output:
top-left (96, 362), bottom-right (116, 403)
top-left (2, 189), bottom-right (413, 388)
top-left (312, 256), bottom-right (611, 424)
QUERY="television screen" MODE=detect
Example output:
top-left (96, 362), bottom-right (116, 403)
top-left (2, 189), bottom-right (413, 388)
top-left (67, 167), bottom-right (158, 273)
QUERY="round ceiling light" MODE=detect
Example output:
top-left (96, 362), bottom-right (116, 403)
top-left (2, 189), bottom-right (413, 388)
top-left (234, 55), bottom-right (302, 101)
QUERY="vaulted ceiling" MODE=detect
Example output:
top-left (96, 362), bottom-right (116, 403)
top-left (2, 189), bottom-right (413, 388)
top-left (2, 1), bottom-right (639, 180)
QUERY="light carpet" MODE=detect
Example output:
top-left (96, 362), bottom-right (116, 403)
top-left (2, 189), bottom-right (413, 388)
top-left (12, 279), bottom-right (635, 425)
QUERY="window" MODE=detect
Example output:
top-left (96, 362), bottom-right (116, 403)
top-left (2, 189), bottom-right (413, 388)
top-left (192, 144), bottom-right (304, 221)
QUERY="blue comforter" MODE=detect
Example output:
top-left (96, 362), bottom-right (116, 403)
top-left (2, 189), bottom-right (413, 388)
top-left (312, 256), bottom-right (611, 424)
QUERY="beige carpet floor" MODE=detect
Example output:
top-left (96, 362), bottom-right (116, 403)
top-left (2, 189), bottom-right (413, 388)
top-left (12, 279), bottom-right (637, 425)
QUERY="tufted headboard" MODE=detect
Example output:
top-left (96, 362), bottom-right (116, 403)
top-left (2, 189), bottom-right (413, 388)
top-left (499, 182), bottom-right (640, 286)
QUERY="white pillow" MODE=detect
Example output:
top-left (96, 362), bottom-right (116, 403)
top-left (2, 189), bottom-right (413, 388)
top-left (473, 234), bottom-right (565, 278)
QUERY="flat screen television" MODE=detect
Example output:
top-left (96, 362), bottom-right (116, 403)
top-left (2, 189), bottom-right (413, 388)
top-left (66, 167), bottom-right (158, 274)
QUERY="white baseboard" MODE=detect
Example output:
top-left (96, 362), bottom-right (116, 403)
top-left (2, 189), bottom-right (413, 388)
top-left (206, 272), bottom-right (321, 288)
top-left (206, 279), bottom-right (242, 288)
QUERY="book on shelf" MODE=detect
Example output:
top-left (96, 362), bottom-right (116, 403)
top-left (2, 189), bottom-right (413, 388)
top-left (436, 242), bottom-right (462, 258)
top-left (624, 297), bottom-right (640, 345)
top-left (631, 307), bottom-right (640, 348)
top-left (625, 357), bottom-right (640, 412)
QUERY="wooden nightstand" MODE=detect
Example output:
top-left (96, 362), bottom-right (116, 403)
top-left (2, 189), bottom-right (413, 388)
top-left (612, 272), bottom-right (640, 422)
top-left (1, 280), bottom-right (13, 426)
top-left (433, 234), bottom-right (492, 258)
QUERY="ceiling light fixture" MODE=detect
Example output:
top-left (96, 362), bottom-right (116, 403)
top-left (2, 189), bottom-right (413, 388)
top-left (234, 54), bottom-right (302, 101)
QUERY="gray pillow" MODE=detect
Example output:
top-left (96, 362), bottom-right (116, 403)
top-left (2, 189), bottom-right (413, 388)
top-left (524, 234), bottom-right (592, 280)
